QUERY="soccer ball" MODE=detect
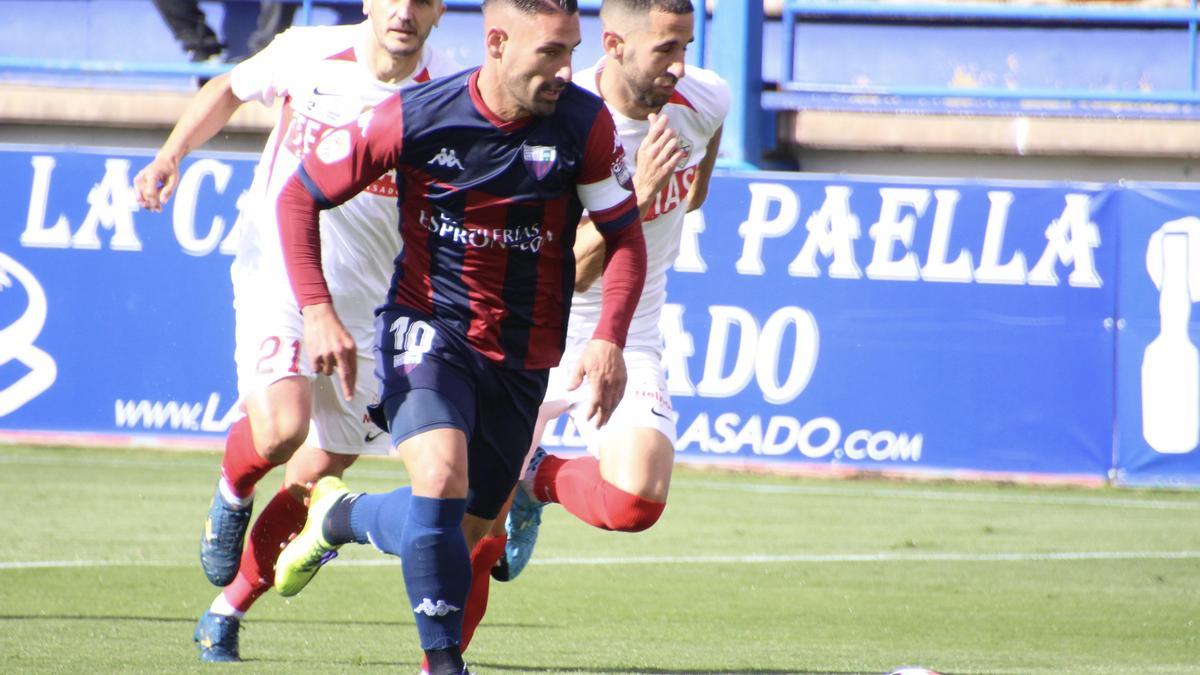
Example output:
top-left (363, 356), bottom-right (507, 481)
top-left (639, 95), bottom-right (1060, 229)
top-left (888, 669), bottom-right (942, 675)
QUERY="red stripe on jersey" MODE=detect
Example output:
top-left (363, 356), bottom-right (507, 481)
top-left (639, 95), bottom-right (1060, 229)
top-left (526, 197), bottom-right (569, 369)
top-left (462, 189), bottom-right (510, 362)
top-left (667, 88), bottom-right (696, 110)
top-left (414, 67), bottom-right (430, 83)
top-left (395, 167), bottom-right (435, 314)
top-left (328, 47), bottom-right (356, 62)
top-left (578, 107), bottom-right (628, 186)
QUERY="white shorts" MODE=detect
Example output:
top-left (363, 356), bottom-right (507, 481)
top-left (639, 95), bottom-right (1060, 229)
top-left (539, 335), bottom-right (677, 457)
top-left (231, 266), bottom-right (390, 456)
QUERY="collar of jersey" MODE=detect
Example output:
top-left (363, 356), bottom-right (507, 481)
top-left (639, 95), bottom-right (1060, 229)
top-left (468, 69), bottom-right (534, 132)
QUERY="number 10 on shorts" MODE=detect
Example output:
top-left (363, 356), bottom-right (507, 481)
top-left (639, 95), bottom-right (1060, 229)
top-left (390, 316), bottom-right (435, 369)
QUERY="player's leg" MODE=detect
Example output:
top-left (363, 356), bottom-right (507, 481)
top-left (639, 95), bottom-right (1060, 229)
top-left (498, 396), bottom-right (571, 581)
top-left (532, 346), bottom-right (672, 526)
top-left (504, 348), bottom-right (673, 579)
top-left (195, 444), bottom-right (355, 662)
top-left (202, 373), bottom-right (312, 586)
top-left (447, 365), bottom-right (547, 663)
top-left (540, 425), bottom-right (672, 528)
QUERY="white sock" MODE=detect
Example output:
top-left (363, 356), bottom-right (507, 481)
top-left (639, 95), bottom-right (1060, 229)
top-left (209, 592), bottom-right (245, 620)
top-left (218, 477), bottom-right (253, 509)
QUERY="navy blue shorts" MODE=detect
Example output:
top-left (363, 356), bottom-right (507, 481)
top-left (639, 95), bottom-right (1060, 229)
top-left (368, 307), bottom-right (549, 520)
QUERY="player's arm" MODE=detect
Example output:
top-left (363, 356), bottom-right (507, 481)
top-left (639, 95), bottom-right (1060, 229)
top-left (135, 74), bottom-right (244, 211)
top-left (572, 108), bottom-right (648, 426)
top-left (277, 97), bottom-right (404, 399)
top-left (686, 125), bottom-right (722, 212)
top-left (574, 112), bottom-right (684, 293)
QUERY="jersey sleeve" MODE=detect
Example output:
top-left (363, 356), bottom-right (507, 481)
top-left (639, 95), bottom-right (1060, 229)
top-left (690, 68), bottom-right (733, 140)
top-left (228, 27), bottom-right (300, 105)
top-left (276, 94), bottom-right (405, 308)
top-left (576, 106), bottom-right (639, 234)
top-left (298, 92), bottom-right (405, 205)
top-left (575, 105), bottom-right (646, 347)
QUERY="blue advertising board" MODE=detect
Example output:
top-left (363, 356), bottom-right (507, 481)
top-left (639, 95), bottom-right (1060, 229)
top-left (0, 146), bottom-right (246, 444)
top-left (1113, 186), bottom-right (1200, 487)
top-left (546, 175), bottom-right (1119, 480)
top-left (1, 144), bottom-right (1197, 485)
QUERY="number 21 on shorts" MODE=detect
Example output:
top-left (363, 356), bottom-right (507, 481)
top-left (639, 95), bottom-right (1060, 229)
top-left (390, 316), bottom-right (435, 369)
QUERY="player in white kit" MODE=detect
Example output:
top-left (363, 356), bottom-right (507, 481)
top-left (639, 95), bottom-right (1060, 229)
top-left (133, 0), bottom-right (447, 661)
top-left (492, 0), bottom-right (730, 581)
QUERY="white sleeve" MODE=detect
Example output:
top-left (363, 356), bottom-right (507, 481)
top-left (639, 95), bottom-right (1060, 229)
top-left (228, 28), bottom-right (300, 106)
top-left (689, 69), bottom-right (733, 139)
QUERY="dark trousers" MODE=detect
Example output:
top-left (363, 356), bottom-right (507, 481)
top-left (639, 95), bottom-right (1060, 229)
top-left (151, 0), bottom-right (224, 58)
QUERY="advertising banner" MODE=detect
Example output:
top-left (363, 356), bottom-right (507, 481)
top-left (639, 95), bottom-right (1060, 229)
top-left (1112, 186), bottom-right (1200, 486)
top-left (1, 144), bottom-right (1197, 485)
top-left (0, 145), bottom-right (245, 444)
top-left (546, 174), bottom-right (1118, 480)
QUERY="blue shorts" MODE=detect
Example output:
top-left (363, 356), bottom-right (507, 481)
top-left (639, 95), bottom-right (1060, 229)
top-left (368, 308), bottom-right (549, 520)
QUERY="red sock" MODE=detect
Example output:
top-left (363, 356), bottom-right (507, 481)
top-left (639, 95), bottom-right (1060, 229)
top-left (460, 534), bottom-right (506, 652)
top-left (221, 417), bottom-right (276, 499)
top-left (223, 488), bottom-right (307, 612)
top-left (535, 455), bottom-right (666, 532)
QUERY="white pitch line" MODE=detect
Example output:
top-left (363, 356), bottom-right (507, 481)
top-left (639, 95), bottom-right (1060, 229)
top-left (4, 550), bottom-right (1200, 571)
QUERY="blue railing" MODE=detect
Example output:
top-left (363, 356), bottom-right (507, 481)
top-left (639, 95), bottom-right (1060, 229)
top-left (770, 0), bottom-right (1200, 109)
top-left (0, 0), bottom-right (607, 79)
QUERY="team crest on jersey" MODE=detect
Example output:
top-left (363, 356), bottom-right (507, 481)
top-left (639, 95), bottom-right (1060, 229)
top-left (316, 128), bottom-right (352, 164)
top-left (612, 157), bottom-right (633, 191)
top-left (677, 135), bottom-right (694, 170)
top-left (523, 145), bottom-right (558, 180)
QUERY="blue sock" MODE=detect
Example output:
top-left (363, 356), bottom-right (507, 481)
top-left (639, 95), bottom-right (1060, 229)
top-left (401, 496), bottom-right (470, 651)
top-left (346, 487), bottom-right (413, 555)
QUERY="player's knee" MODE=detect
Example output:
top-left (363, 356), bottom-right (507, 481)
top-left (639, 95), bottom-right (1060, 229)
top-left (249, 413), bottom-right (308, 462)
top-left (258, 426), bottom-right (307, 462)
top-left (601, 488), bottom-right (666, 532)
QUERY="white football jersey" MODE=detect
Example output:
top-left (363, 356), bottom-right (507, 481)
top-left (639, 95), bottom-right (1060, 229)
top-left (569, 60), bottom-right (730, 348)
top-left (229, 23), bottom-right (445, 322)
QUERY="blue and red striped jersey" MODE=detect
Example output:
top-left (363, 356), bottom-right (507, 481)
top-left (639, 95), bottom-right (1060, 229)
top-left (283, 68), bottom-right (642, 369)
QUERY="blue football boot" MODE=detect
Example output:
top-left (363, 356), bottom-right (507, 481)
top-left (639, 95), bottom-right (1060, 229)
top-left (199, 482), bottom-right (252, 586)
top-left (193, 610), bottom-right (241, 662)
top-left (498, 447), bottom-right (548, 582)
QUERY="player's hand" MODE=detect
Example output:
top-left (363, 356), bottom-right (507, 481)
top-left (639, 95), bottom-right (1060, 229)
top-left (133, 156), bottom-right (180, 212)
top-left (301, 302), bottom-right (357, 400)
top-left (633, 113), bottom-right (685, 214)
top-left (569, 338), bottom-right (627, 428)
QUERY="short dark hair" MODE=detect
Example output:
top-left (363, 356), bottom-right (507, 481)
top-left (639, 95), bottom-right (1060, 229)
top-left (482, 0), bottom-right (579, 15)
top-left (600, 0), bottom-right (694, 18)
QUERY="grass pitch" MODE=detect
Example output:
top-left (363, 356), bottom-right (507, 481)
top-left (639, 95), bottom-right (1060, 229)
top-left (0, 444), bottom-right (1197, 674)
